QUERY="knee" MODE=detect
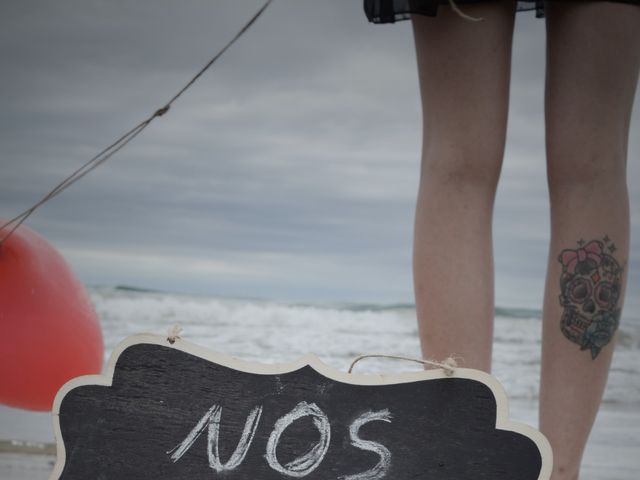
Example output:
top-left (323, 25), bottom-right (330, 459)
top-left (420, 146), bottom-right (503, 192)
top-left (546, 148), bottom-right (627, 197)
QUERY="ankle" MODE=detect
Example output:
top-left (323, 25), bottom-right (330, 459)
top-left (549, 464), bottom-right (579, 480)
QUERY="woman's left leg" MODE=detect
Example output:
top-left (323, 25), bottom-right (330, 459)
top-left (540, 2), bottom-right (640, 478)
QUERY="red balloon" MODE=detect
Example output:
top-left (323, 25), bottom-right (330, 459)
top-left (0, 220), bottom-right (103, 411)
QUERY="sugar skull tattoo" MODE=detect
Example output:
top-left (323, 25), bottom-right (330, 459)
top-left (558, 236), bottom-right (624, 359)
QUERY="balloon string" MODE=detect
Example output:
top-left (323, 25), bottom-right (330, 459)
top-left (0, 0), bottom-right (273, 246)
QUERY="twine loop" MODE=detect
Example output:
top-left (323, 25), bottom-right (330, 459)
top-left (348, 354), bottom-right (458, 377)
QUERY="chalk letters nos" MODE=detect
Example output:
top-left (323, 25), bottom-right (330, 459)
top-left (168, 401), bottom-right (393, 479)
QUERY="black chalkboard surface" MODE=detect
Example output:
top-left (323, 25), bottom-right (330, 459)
top-left (50, 334), bottom-right (551, 480)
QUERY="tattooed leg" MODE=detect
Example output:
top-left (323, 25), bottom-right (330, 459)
top-left (541, 230), bottom-right (629, 480)
top-left (557, 237), bottom-right (624, 359)
top-left (539, 2), bottom-right (639, 479)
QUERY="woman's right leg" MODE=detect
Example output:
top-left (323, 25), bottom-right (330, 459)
top-left (411, 1), bottom-right (516, 372)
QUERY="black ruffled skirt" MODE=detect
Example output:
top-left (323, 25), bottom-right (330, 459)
top-left (364, 0), bottom-right (640, 22)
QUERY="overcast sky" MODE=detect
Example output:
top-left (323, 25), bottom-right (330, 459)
top-left (1, 0), bottom-right (638, 319)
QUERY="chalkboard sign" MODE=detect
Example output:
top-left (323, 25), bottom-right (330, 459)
top-left (50, 334), bottom-right (551, 479)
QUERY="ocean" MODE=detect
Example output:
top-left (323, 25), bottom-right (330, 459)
top-left (1, 286), bottom-right (639, 479)
top-left (93, 287), bottom-right (640, 406)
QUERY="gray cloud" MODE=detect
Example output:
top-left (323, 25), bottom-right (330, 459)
top-left (1, 1), bottom-right (638, 312)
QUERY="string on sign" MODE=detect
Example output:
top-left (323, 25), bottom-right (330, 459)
top-left (0, 0), bottom-right (273, 246)
top-left (347, 354), bottom-right (459, 377)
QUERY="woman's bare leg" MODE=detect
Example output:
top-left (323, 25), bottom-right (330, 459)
top-left (541, 2), bottom-right (640, 479)
top-left (411, 1), bottom-right (516, 372)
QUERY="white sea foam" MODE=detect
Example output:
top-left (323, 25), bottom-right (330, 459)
top-left (90, 286), bottom-right (640, 406)
top-left (1, 286), bottom-right (639, 479)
